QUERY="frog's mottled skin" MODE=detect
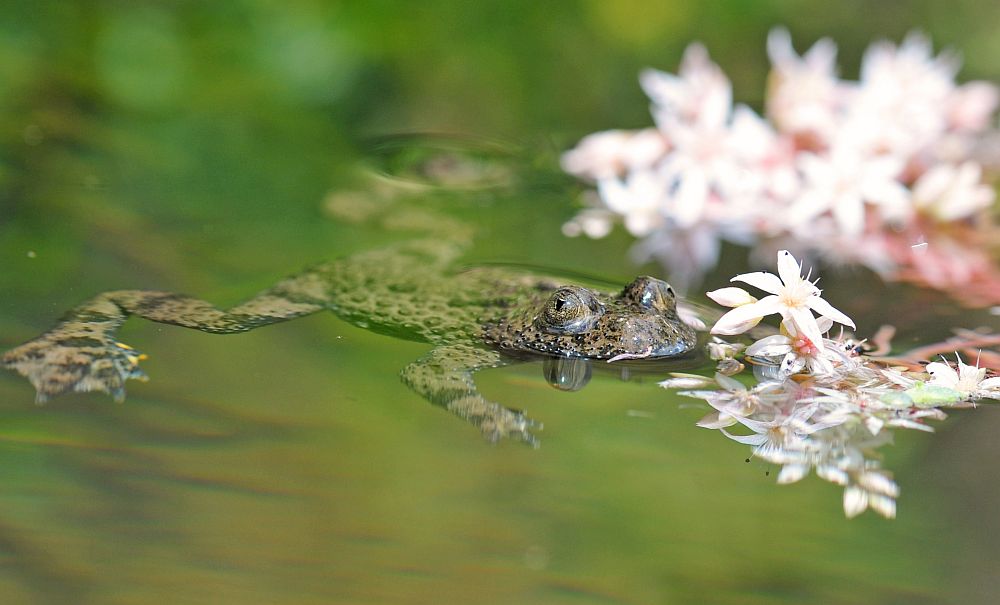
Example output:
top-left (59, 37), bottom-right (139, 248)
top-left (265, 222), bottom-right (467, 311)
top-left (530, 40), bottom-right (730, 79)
top-left (3, 239), bottom-right (695, 444)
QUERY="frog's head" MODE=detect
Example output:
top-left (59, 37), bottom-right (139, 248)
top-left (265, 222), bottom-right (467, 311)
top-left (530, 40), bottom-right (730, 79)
top-left (483, 276), bottom-right (698, 360)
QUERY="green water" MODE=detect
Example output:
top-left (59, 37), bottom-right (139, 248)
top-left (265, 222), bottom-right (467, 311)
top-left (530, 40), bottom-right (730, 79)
top-left (3, 2), bottom-right (1000, 604)
top-left (3, 136), bottom-right (999, 604)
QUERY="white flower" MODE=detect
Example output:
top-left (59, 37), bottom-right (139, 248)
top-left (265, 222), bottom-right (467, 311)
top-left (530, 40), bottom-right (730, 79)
top-left (745, 317), bottom-right (840, 378)
top-left (765, 28), bottom-right (843, 141)
top-left (561, 29), bottom-right (999, 303)
top-left (642, 43), bottom-right (781, 233)
top-left (678, 319), bottom-right (971, 518)
top-left (710, 250), bottom-right (855, 352)
top-left (596, 168), bottom-right (670, 236)
top-left (788, 143), bottom-right (912, 237)
top-left (654, 105), bottom-right (773, 229)
top-left (560, 129), bottom-right (668, 181)
top-left (561, 208), bottom-right (615, 239)
top-left (851, 32), bottom-right (958, 157)
top-left (926, 354), bottom-right (1000, 399)
top-left (911, 162), bottom-right (996, 222)
top-left (682, 373), bottom-right (786, 430)
top-left (861, 32), bottom-right (957, 98)
top-left (719, 402), bottom-right (827, 465)
top-left (640, 43), bottom-right (731, 130)
top-left (945, 81), bottom-right (1000, 132)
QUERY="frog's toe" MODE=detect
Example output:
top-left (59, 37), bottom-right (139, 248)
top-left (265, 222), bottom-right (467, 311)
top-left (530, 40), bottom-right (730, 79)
top-left (512, 415), bottom-right (543, 448)
top-left (3, 336), bottom-right (148, 403)
top-left (481, 409), bottom-right (542, 447)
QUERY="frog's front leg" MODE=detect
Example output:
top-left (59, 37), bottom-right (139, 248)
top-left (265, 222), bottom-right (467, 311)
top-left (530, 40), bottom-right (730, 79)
top-left (3, 272), bottom-right (330, 403)
top-left (400, 343), bottom-right (541, 446)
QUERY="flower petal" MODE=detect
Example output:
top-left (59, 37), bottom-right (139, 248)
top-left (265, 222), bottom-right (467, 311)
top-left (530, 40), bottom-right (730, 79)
top-left (746, 334), bottom-right (793, 356)
top-left (677, 390), bottom-right (727, 401)
top-left (817, 465), bottom-right (848, 486)
top-left (730, 414), bottom-right (777, 435)
top-left (696, 412), bottom-right (737, 429)
top-left (806, 295), bottom-right (856, 329)
top-left (869, 494), bottom-right (897, 519)
top-left (881, 369), bottom-right (919, 388)
top-left (776, 250), bottom-right (803, 287)
top-left (706, 287), bottom-right (757, 307)
top-left (886, 418), bottom-right (936, 432)
top-left (710, 296), bottom-right (783, 335)
top-left (731, 271), bottom-right (784, 294)
top-left (714, 372), bottom-right (746, 392)
top-left (864, 415), bottom-right (885, 435)
top-left (859, 471), bottom-right (899, 498)
top-left (779, 352), bottom-right (807, 377)
top-left (925, 361), bottom-right (959, 387)
top-left (710, 315), bottom-right (761, 336)
top-left (957, 359), bottom-right (987, 383)
top-left (786, 306), bottom-right (825, 353)
top-left (658, 375), bottom-right (714, 389)
top-left (843, 486), bottom-right (869, 518)
top-left (832, 193), bottom-right (865, 237)
top-left (777, 463), bottom-right (809, 484)
top-left (720, 428), bottom-right (768, 446)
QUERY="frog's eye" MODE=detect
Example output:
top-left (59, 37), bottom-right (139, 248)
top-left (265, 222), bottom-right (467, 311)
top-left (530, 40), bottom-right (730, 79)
top-left (537, 287), bottom-right (603, 334)
top-left (622, 276), bottom-right (677, 313)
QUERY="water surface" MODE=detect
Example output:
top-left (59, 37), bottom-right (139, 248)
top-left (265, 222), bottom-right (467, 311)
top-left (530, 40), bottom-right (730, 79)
top-left (4, 136), bottom-right (1000, 604)
top-left (2, 14), bottom-right (1000, 600)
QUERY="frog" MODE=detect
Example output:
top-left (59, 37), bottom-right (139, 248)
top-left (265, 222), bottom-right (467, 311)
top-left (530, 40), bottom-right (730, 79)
top-left (2, 238), bottom-right (698, 445)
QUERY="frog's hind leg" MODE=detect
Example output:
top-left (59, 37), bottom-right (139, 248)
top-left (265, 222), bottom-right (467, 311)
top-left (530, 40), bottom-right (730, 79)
top-left (400, 343), bottom-right (541, 445)
top-left (3, 273), bottom-right (330, 403)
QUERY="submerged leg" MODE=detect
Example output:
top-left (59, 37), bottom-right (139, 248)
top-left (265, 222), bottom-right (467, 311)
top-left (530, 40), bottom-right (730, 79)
top-left (2, 273), bottom-right (331, 402)
top-left (400, 343), bottom-right (541, 445)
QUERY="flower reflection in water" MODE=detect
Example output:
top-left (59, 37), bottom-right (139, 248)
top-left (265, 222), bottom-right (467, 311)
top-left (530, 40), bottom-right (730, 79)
top-left (661, 251), bottom-right (1000, 519)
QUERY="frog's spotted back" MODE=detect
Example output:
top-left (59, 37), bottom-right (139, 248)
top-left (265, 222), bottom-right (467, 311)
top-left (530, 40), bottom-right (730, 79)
top-left (318, 239), bottom-right (481, 342)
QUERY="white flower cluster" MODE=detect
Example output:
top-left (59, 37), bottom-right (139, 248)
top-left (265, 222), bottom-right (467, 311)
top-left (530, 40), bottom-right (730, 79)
top-left (562, 30), bottom-right (999, 294)
top-left (660, 250), bottom-right (1000, 519)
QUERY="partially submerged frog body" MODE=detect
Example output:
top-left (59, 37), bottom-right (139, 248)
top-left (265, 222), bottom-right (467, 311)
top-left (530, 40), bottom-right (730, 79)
top-left (3, 239), bottom-right (697, 444)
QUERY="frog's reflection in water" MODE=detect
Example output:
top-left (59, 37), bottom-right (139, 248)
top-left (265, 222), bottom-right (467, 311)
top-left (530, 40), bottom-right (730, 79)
top-left (541, 355), bottom-right (704, 392)
top-left (543, 356), bottom-right (593, 391)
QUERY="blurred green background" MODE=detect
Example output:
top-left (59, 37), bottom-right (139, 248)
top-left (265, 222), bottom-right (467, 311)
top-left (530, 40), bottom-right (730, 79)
top-left (1, 1), bottom-right (1000, 604)
top-left (3, 0), bottom-right (1000, 301)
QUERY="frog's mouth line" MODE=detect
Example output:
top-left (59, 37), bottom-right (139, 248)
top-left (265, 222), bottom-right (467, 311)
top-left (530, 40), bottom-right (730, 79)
top-left (496, 334), bottom-right (700, 361)
top-left (606, 340), bottom-right (696, 362)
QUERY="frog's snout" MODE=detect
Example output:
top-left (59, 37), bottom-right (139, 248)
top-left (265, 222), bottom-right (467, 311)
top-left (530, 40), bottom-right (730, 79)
top-left (617, 316), bottom-right (695, 358)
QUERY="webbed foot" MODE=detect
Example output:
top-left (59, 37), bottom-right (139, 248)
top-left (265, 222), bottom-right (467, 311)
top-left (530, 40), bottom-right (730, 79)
top-left (3, 335), bottom-right (148, 403)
